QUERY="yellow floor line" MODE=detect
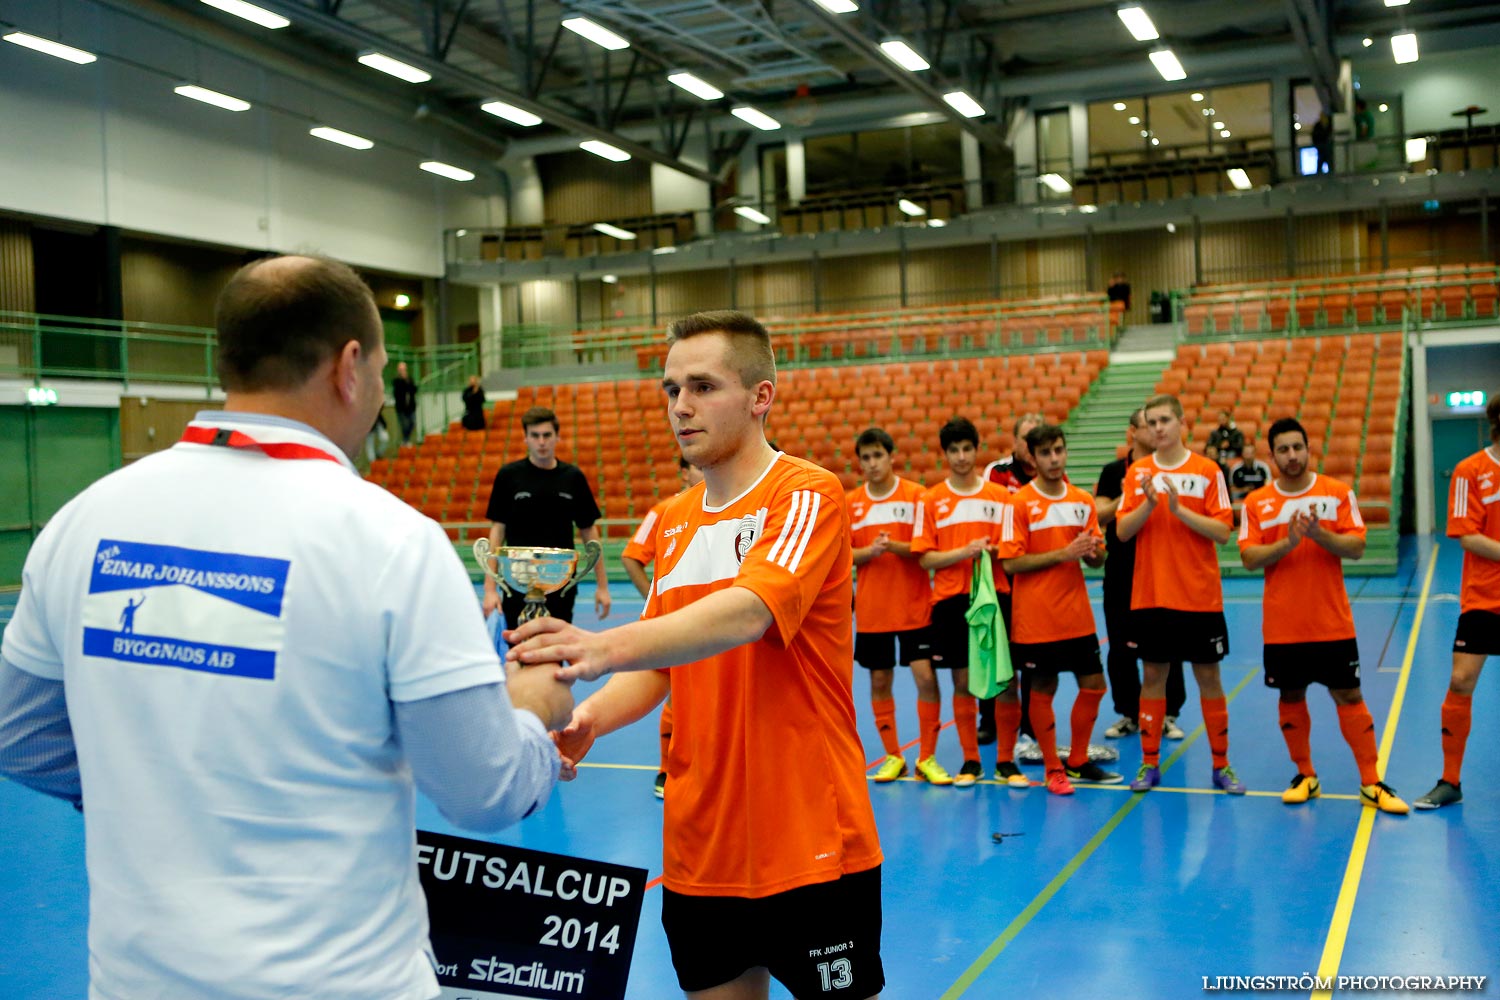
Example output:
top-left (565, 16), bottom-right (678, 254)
top-left (939, 666), bottom-right (1260, 999)
top-left (1310, 546), bottom-right (1438, 1000)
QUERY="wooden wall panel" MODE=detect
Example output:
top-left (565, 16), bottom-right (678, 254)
top-left (822, 253), bottom-right (901, 312)
top-left (1199, 218), bottom-right (1286, 283)
top-left (538, 151), bottom-right (651, 225)
top-left (119, 396), bottom-right (222, 464)
top-left (1096, 229), bottom-right (1195, 324)
top-left (120, 240), bottom-right (241, 327)
top-left (906, 246), bottom-right (992, 305)
top-left (734, 262), bottom-right (816, 316)
top-left (0, 219), bottom-right (35, 313)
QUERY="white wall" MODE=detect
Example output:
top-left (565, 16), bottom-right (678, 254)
top-left (1355, 46), bottom-right (1500, 135)
top-left (650, 138), bottom-right (710, 217)
top-left (0, 2), bottom-right (503, 277)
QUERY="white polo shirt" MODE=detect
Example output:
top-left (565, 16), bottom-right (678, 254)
top-left (1, 413), bottom-right (505, 1000)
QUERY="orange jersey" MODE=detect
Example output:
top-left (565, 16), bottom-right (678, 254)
top-left (998, 481), bottom-right (1103, 643)
top-left (1238, 475), bottom-right (1365, 643)
top-left (848, 477), bottom-right (932, 632)
top-left (1118, 451), bottom-right (1232, 612)
top-left (622, 496), bottom-right (673, 566)
top-left (643, 453), bottom-right (881, 898)
top-left (1447, 448), bottom-right (1500, 613)
top-left (909, 479), bottom-right (1012, 602)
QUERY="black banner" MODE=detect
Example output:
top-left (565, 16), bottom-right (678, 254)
top-left (417, 830), bottom-right (648, 1000)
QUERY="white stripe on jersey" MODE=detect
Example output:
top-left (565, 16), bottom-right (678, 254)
top-left (651, 519), bottom-right (744, 596)
top-left (1132, 472), bottom-right (1213, 500)
top-left (1454, 476), bottom-right (1468, 518)
top-left (1348, 492), bottom-right (1364, 528)
top-left (782, 492), bottom-right (821, 572)
top-left (935, 497), bottom-right (1005, 529)
top-left (850, 499), bottom-right (918, 532)
top-left (913, 497), bottom-right (925, 537)
top-left (1026, 501), bottom-right (1093, 532)
top-left (766, 490), bottom-right (807, 566)
top-left (631, 508), bottom-right (660, 546)
top-left (1483, 487), bottom-right (1500, 505)
top-left (1216, 469), bottom-right (1231, 509)
top-left (1256, 495), bottom-right (1342, 531)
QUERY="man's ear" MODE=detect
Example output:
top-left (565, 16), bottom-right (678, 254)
top-left (751, 379), bottom-right (775, 418)
top-left (332, 339), bottom-right (362, 404)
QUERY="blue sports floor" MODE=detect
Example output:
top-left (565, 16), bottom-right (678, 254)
top-left (2, 535), bottom-right (1496, 997)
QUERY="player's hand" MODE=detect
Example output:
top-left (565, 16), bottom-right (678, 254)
top-left (595, 588), bottom-right (612, 620)
top-left (552, 706), bottom-right (598, 781)
top-left (1061, 532), bottom-right (1096, 562)
top-left (505, 616), bottom-right (614, 683)
top-left (482, 583), bottom-right (500, 616)
top-left (1286, 511), bottom-right (1310, 545)
top-left (1302, 511), bottom-right (1329, 542)
top-left (963, 537), bottom-right (991, 560)
top-left (870, 532), bottom-right (891, 557)
top-left (505, 661), bottom-right (575, 732)
top-left (1160, 476), bottom-right (1182, 513)
top-left (1140, 475), bottom-right (1160, 507)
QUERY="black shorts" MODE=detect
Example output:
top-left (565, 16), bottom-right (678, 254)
top-left (1263, 638), bottom-right (1362, 690)
top-left (1454, 610), bottom-right (1500, 656)
top-left (929, 592), bottom-right (1011, 671)
top-left (1011, 634), bottom-right (1104, 676)
top-left (1128, 608), bottom-right (1229, 665)
top-left (660, 866), bottom-right (885, 995)
top-left (855, 627), bottom-right (933, 670)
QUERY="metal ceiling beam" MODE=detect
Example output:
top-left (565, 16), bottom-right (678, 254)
top-left (796, 0), bottom-right (1010, 150)
top-left (245, 0), bottom-right (719, 181)
top-left (1284, 0), bottom-right (1342, 112)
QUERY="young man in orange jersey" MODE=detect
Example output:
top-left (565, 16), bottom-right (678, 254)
top-left (998, 424), bottom-right (1122, 795)
top-left (910, 417), bottom-right (1018, 788)
top-left (1239, 417), bottom-right (1408, 814)
top-left (1416, 394), bottom-right (1500, 809)
top-left (621, 456), bottom-right (703, 800)
top-left (848, 428), bottom-right (939, 784)
top-left (1117, 394), bottom-right (1245, 795)
top-left (506, 310), bottom-right (884, 999)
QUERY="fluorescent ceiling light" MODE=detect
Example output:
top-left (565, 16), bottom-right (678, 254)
top-left (199, 0), bottom-right (289, 29)
top-left (561, 16), bottom-right (629, 50)
top-left (943, 91), bottom-right (986, 118)
top-left (734, 206), bottom-right (771, 224)
top-left (1166, 222), bottom-right (1177, 233)
top-left (1220, 129), bottom-right (1231, 138)
top-left (593, 223), bottom-right (636, 240)
top-left (1212, 121), bottom-right (1224, 129)
top-left (2, 31), bottom-right (97, 64)
top-left (601, 274), bottom-right (619, 284)
top-left (1038, 173), bottom-right (1072, 193)
top-left (1362, 37), bottom-right (1374, 47)
top-left (455, 229), bottom-right (467, 236)
top-left (420, 160), bottom-right (475, 181)
top-left (731, 106), bottom-right (781, 130)
top-left (1150, 137), bottom-right (1160, 145)
top-left (1128, 116), bottom-right (1141, 125)
top-left (1391, 32), bottom-right (1418, 64)
top-left (358, 51), bottom-right (431, 83)
top-left (1113, 102), bottom-right (1127, 111)
top-left (1190, 92), bottom-right (1204, 102)
top-left (813, 0), bottom-right (859, 11)
top-left (652, 245), bottom-right (678, 255)
top-left (1079, 204), bottom-right (1099, 213)
top-left (1226, 167), bottom-right (1251, 190)
top-left (1384, 0), bottom-right (1409, 6)
top-left (1379, 103), bottom-right (1389, 112)
top-left (1117, 6), bottom-right (1160, 41)
top-left (879, 38), bottom-right (930, 72)
top-left (1405, 137), bottom-right (1427, 162)
top-left (667, 71), bottom-right (723, 101)
top-left (580, 139), bottom-right (630, 162)
top-left (1294, 122), bottom-right (1302, 130)
top-left (481, 100), bottom-right (542, 126)
top-left (394, 293), bottom-right (411, 308)
top-left (897, 198), bottom-right (926, 216)
top-left (174, 84), bottom-right (251, 111)
top-left (927, 218), bottom-right (947, 227)
top-left (1149, 48), bottom-right (1186, 81)
top-left (310, 126), bottom-right (372, 149)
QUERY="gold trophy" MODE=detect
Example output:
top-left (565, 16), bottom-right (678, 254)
top-left (474, 538), bottom-right (603, 624)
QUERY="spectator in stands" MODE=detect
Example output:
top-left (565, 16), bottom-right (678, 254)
top-left (1312, 111), bottom-right (1333, 174)
top-left (1107, 272), bottom-right (1132, 311)
top-left (461, 375), bottom-right (487, 431)
top-left (1230, 441), bottom-right (1272, 501)
top-left (1354, 98), bottom-right (1375, 141)
top-left (392, 361), bottom-right (417, 444)
top-left (363, 410), bottom-right (389, 466)
top-left (481, 406), bottom-right (611, 626)
top-left (1207, 410), bottom-right (1245, 462)
top-left (1095, 409), bottom-right (1187, 742)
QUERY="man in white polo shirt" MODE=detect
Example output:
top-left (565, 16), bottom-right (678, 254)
top-left (0, 255), bottom-right (572, 1000)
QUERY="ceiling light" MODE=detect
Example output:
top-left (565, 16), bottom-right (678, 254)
top-left (1206, 107), bottom-right (1215, 115)
top-left (420, 160), bottom-right (475, 181)
top-left (1362, 37), bottom-right (1374, 47)
top-left (879, 38), bottom-right (930, 72)
top-left (601, 274), bottom-right (619, 284)
top-left (593, 223), bottom-right (636, 240)
top-left (1384, 0), bottom-right (1409, 6)
top-left (813, 0), bottom-right (859, 11)
top-left (481, 100), bottom-right (542, 126)
top-left (357, 52), bottom-right (431, 83)
top-left (1405, 137), bottom-right (1427, 162)
top-left (1220, 130), bottom-right (1231, 138)
top-left (1166, 222), bottom-right (1177, 233)
top-left (1212, 121), bottom-right (1224, 129)
top-left (897, 198), bottom-right (926, 216)
top-left (580, 139), bottom-right (631, 161)
top-left (2, 31), bottom-right (97, 64)
top-left (943, 91), bottom-right (986, 118)
top-left (1226, 167), bottom-right (1251, 190)
top-left (734, 206), bottom-right (771, 224)
top-left (1190, 92), bottom-right (1204, 102)
top-left (1150, 137), bottom-right (1160, 145)
top-left (174, 84), bottom-right (251, 111)
top-left (1079, 204), bottom-right (1099, 213)
top-left (310, 126), bottom-right (372, 149)
top-left (1378, 103), bottom-right (1389, 112)
top-left (561, 16), bottom-right (629, 50)
top-left (652, 246), bottom-right (678, 255)
top-left (1128, 116), bottom-right (1141, 125)
top-left (1140, 129), bottom-right (1150, 137)
top-left (1117, 6), bottom-right (1159, 41)
top-left (1294, 122), bottom-right (1302, 130)
top-left (1149, 48), bottom-right (1186, 81)
top-left (731, 106), bottom-right (781, 130)
top-left (927, 218), bottom-right (947, 227)
top-left (1038, 173), bottom-right (1072, 193)
top-left (1113, 102), bottom-right (1127, 111)
top-left (667, 71), bottom-right (723, 101)
top-left (1391, 32), bottom-right (1418, 64)
top-left (394, 293), bottom-right (411, 308)
top-left (199, 0), bottom-right (289, 29)
top-left (455, 229), bottom-right (467, 237)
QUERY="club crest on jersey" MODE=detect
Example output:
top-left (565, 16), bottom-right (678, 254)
top-left (735, 514), bottom-right (759, 563)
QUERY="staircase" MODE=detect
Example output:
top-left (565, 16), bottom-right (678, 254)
top-left (1062, 356), bottom-right (1173, 485)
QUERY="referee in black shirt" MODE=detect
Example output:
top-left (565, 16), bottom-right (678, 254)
top-left (482, 406), bottom-right (611, 628)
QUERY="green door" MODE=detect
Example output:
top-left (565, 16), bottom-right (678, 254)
top-left (1432, 416), bottom-right (1489, 525)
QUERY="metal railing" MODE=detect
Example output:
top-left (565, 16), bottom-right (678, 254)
top-left (0, 311), bottom-right (220, 388)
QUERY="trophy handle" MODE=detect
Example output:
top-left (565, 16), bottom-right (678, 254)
top-left (560, 538), bottom-right (603, 596)
top-left (472, 537), bottom-right (513, 596)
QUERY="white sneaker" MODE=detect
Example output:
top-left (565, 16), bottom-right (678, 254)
top-left (1163, 716), bottom-right (1185, 740)
top-left (1104, 716), bottom-right (1139, 738)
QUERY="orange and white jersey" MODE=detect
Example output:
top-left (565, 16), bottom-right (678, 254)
top-left (848, 477), bottom-right (932, 632)
top-left (1448, 448), bottom-right (1500, 613)
top-left (1239, 475), bottom-right (1365, 644)
top-left (998, 481), bottom-right (1103, 644)
top-left (643, 453), bottom-right (881, 898)
top-left (622, 496), bottom-right (673, 566)
top-left (1118, 451), bottom-right (1233, 612)
top-left (909, 479), bottom-right (1012, 602)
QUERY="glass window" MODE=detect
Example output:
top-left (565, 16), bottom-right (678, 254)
top-left (1089, 83), bottom-right (1271, 164)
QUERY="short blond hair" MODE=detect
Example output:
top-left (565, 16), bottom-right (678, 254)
top-left (666, 310), bottom-right (776, 389)
top-left (1143, 394), bottom-right (1184, 418)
